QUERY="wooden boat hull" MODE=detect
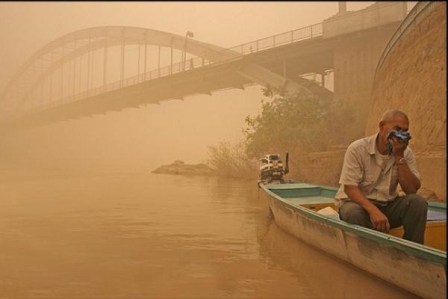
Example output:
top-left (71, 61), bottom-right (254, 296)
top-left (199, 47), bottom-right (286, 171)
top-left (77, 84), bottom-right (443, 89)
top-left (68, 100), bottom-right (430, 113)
top-left (259, 182), bottom-right (446, 299)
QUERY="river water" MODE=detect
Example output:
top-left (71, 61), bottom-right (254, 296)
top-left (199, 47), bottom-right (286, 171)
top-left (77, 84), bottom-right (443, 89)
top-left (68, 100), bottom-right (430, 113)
top-left (0, 171), bottom-right (418, 298)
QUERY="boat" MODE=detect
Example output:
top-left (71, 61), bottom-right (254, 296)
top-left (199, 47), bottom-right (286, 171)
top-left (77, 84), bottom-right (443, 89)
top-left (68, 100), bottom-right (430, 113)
top-left (257, 153), bottom-right (446, 299)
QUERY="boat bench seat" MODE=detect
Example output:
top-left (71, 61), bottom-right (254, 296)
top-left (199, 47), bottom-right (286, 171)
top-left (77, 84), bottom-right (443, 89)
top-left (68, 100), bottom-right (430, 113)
top-left (285, 196), bottom-right (335, 211)
top-left (427, 209), bottom-right (446, 221)
top-left (287, 196), bottom-right (335, 204)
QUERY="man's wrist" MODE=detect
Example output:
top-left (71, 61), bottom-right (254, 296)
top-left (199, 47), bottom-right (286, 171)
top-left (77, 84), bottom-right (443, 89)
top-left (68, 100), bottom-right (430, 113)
top-left (394, 153), bottom-right (404, 160)
top-left (396, 157), bottom-right (406, 165)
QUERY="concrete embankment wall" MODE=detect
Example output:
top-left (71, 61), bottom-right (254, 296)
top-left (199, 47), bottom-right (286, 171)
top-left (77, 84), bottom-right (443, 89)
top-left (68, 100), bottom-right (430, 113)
top-left (292, 150), bottom-right (345, 187)
top-left (366, 2), bottom-right (446, 200)
top-left (296, 2), bottom-right (446, 200)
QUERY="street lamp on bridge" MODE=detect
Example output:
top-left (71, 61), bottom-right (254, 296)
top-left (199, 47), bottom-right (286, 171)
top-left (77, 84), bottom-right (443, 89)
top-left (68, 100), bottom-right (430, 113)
top-left (183, 31), bottom-right (194, 71)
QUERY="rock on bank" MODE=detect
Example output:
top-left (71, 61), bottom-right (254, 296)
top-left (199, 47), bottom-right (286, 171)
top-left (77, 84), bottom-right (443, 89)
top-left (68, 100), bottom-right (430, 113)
top-left (152, 160), bottom-right (215, 176)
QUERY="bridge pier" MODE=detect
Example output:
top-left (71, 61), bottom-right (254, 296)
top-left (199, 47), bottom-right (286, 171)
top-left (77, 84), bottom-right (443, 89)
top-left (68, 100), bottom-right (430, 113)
top-left (323, 2), bottom-right (407, 137)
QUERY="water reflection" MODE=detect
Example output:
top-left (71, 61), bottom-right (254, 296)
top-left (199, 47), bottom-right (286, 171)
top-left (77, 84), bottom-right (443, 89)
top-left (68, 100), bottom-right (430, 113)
top-left (257, 214), bottom-right (419, 298)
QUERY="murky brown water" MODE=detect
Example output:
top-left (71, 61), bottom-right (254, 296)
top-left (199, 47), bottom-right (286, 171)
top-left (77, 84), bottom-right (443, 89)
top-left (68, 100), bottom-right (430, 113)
top-left (0, 172), bottom-right (418, 298)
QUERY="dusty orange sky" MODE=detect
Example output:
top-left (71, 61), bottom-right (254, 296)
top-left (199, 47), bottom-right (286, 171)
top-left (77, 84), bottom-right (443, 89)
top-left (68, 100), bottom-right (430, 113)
top-left (0, 2), bottom-right (374, 173)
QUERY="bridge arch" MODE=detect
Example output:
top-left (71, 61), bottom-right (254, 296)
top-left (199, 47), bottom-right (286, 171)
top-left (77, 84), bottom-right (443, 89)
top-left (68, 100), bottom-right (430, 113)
top-left (1, 23), bottom-right (333, 126)
top-left (2, 26), bottom-right (239, 115)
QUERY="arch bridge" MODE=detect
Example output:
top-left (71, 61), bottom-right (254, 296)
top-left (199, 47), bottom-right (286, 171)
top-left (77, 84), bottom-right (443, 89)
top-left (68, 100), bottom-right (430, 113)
top-left (2, 25), bottom-right (319, 126)
top-left (1, 1), bottom-right (413, 126)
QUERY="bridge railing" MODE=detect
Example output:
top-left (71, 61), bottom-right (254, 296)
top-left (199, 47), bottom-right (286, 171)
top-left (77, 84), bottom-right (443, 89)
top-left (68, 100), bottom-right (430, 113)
top-left (225, 22), bottom-right (323, 55)
top-left (33, 22), bottom-right (324, 113)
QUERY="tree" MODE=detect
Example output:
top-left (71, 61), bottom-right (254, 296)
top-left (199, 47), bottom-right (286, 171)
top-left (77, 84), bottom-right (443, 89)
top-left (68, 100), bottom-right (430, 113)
top-left (243, 85), bottom-right (355, 159)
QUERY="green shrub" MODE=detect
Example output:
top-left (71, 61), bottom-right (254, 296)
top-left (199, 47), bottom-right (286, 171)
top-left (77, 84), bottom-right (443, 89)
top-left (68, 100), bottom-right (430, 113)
top-left (244, 85), bottom-right (357, 159)
top-left (207, 140), bottom-right (258, 179)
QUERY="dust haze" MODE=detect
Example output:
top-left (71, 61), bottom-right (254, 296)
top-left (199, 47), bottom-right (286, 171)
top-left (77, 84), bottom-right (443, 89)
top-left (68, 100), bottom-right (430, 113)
top-left (0, 2), bottom-right (374, 176)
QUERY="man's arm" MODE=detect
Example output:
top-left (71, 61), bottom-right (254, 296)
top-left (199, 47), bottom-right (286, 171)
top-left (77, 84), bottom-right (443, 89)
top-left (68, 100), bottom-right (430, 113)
top-left (390, 139), bottom-right (421, 194)
top-left (395, 158), bottom-right (421, 193)
top-left (344, 185), bottom-right (390, 232)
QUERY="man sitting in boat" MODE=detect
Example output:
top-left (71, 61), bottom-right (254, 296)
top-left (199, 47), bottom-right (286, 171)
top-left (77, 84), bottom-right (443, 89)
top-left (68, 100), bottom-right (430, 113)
top-left (335, 109), bottom-right (427, 244)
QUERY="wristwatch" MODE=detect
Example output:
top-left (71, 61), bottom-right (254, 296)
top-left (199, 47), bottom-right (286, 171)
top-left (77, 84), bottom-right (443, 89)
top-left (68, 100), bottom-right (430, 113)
top-left (397, 157), bottom-right (406, 165)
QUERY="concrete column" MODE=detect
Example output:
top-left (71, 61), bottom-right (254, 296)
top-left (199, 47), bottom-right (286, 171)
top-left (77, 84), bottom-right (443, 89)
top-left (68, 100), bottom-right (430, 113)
top-left (87, 34), bottom-right (91, 90)
top-left (338, 2), bottom-right (347, 14)
top-left (103, 39), bottom-right (108, 86)
top-left (137, 42), bottom-right (141, 80)
top-left (78, 54), bottom-right (82, 96)
top-left (144, 31), bottom-right (148, 80)
top-left (72, 57), bottom-right (75, 98)
top-left (120, 30), bottom-right (125, 88)
top-left (60, 48), bottom-right (64, 100)
top-left (170, 38), bottom-right (173, 75)
top-left (72, 38), bottom-right (76, 98)
top-left (158, 45), bottom-right (161, 78)
top-left (48, 53), bottom-right (53, 104)
top-left (282, 60), bottom-right (287, 79)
